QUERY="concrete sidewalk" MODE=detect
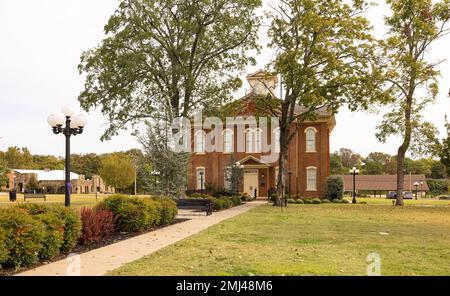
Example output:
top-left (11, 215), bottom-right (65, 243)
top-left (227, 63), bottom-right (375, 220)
top-left (18, 200), bottom-right (266, 276)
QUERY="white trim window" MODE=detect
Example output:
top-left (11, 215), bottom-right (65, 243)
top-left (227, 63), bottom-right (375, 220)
top-left (305, 127), bottom-right (317, 152)
top-left (245, 129), bottom-right (254, 153)
top-left (196, 167), bottom-right (206, 190)
top-left (273, 127), bottom-right (280, 154)
top-left (245, 128), bottom-right (262, 153)
top-left (195, 131), bottom-right (206, 153)
top-left (223, 129), bottom-right (233, 153)
top-left (255, 128), bottom-right (262, 153)
top-left (306, 167), bottom-right (317, 191)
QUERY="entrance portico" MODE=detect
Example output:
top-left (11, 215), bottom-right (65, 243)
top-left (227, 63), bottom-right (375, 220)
top-left (238, 156), bottom-right (270, 198)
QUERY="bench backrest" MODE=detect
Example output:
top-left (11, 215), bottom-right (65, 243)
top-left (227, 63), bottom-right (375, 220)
top-left (24, 194), bottom-right (46, 198)
top-left (176, 199), bottom-right (211, 207)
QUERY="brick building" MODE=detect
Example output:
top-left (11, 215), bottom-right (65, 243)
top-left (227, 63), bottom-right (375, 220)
top-left (4, 169), bottom-right (114, 194)
top-left (187, 71), bottom-right (335, 198)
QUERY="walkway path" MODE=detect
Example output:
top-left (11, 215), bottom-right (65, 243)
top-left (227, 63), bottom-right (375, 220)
top-left (18, 200), bottom-right (266, 276)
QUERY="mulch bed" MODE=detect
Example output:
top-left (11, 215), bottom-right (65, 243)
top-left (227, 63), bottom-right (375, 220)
top-left (0, 218), bottom-right (190, 276)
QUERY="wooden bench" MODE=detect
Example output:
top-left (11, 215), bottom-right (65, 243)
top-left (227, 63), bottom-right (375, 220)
top-left (175, 199), bottom-right (213, 216)
top-left (24, 193), bottom-right (47, 202)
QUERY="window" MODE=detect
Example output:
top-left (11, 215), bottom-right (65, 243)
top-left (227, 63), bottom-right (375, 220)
top-left (196, 167), bottom-right (206, 190)
top-left (305, 127), bottom-right (317, 152)
top-left (273, 128), bottom-right (280, 153)
top-left (245, 129), bottom-right (254, 153)
top-left (245, 129), bottom-right (262, 153)
top-left (306, 167), bottom-right (317, 191)
top-left (223, 130), bottom-right (233, 153)
top-left (255, 129), bottom-right (262, 153)
top-left (195, 131), bottom-right (206, 153)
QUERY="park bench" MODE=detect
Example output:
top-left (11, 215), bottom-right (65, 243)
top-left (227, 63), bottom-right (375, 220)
top-left (175, 199), bottom-right (213, 216)
top-left (24, 193), bottom-right (47, 202)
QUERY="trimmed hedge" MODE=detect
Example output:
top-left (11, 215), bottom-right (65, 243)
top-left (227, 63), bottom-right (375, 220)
top-left (96, 195), bottom-right (178, 233)
top-left (152, 197), bottom-right (178, 226)
top-left (0, 208), bottom-right (46, 268)
top-left (208, 196), bottom-right (242, 211)
top-left (0, 227), bottom-right (7, 266)
top-left (18, 203), bottom-right (81, 253)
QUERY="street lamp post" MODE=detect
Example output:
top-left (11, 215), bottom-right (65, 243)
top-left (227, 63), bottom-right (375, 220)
top-left (349, 167), bottom-right (360, 204)
top-left (151, 171), bottom-right (160, 195)
top-left (420, 181), bottom-right (424, 199)
top-left (235, 162), bottom-right (244, 195)
top-left (200, 171), bottom-right (204, 198)
top-left (414, 182), bottom-right (419, 200)
top-left (47, 105), bottom-right (87, 207)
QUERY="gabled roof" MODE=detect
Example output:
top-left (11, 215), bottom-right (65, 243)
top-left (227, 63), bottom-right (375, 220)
top-left (238, 155), bottom-right (271, 167)
top-left (13, 169), bottom-right (80, 181)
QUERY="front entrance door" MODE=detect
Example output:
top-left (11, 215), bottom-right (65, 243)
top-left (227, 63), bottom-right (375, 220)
top-left (243, 169), bottom-right (259, 197)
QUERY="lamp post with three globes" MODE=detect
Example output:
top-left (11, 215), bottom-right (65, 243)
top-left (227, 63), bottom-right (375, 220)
top-left (47, 105), bottom-right (87, 207)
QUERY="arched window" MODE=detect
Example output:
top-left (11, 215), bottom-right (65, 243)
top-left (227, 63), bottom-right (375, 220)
top-left (245, 129), bottom-right (254, 153)
top-left (196, 167), bottom-right (206, 190)
top-left (305, 127), bottom-right (317, 152)
top-left (255, 129), bottom-right (262, 153)
top-left (195, 131), bottom-right (206, 153)
top-left (273, 127), bottom-right (280, 153)
top-left (306, 167), bottom-right (317, 191)
top-left (223, 129), bottom-right (233, 153)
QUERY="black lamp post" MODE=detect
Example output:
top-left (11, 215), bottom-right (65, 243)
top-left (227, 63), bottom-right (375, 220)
top-left (420, 181), bottom-right (423, 199)
top-left (414, 182), bottom-right (419, 200)
top-left (152, 171), bottom-right (160, 195)
top-left (349, 167), bottom-right (360, 204)
top-left (235, 162), bottom-right (244, 195)
top-left (200, 171), bottom-right (204, 198)
top-left (47, 105), bottom-right (87, 207)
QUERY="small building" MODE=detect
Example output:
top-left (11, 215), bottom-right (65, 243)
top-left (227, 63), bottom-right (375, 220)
top-left (5, 169), bottom-right (114, 194)
top-left (338, 174), bottom-right (429, 197)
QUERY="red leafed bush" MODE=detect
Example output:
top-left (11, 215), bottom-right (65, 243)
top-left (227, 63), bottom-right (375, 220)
top-left (80, 207), bottom-right (117, 245)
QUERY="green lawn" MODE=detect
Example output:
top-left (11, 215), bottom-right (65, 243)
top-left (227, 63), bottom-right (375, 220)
top-left (109, 199), bottom-right (450, 276)
top-left (0, 193), bottom-right (112, 209)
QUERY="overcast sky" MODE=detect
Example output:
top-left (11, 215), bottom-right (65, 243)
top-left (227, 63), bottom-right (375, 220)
top-left (0, 0), bottom-right (449, 158)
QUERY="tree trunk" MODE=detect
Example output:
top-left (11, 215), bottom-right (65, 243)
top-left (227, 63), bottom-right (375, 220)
top-left (396, 148), bottom-right (406, 206)
top-left (396, 94), bottom-right (413, 206)
top-left (275, 149), bottom-right (287, 206)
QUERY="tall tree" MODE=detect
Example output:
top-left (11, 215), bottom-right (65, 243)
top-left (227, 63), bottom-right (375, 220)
top-left (71, 153), bottom-right (102, 179)
top-left (330, 152), bottom-right (344, 175)
top-left (438, 116), bottom-right (450, 176)
top-left (267, 0), bottom-right (380, 205)
top-left (376, 0), bottom-right (450, 206)
top-left (2, 147), bottom-right (33, 169)
top-left (139, 122), bottom-right (189, 197)
top-left (78, 0), bottom-right (261, 140)
top-left (99, 153), bottom-right (136, 192)
top-left (0, 158), bottom-right (9, 187)
top-left (339, 148), bottom-right (363, 170)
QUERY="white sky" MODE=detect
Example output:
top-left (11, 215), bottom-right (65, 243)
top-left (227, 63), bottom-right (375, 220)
top-left (0, 0), bottom-right (449, 158)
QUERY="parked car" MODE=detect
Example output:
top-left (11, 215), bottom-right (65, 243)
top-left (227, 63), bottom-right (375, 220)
top-left (403, 191), bottom-right (413, 199)
top-left (387, 191), bottom-right (413, 199)
top-left (387, 191), bottom-right (397, 199)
